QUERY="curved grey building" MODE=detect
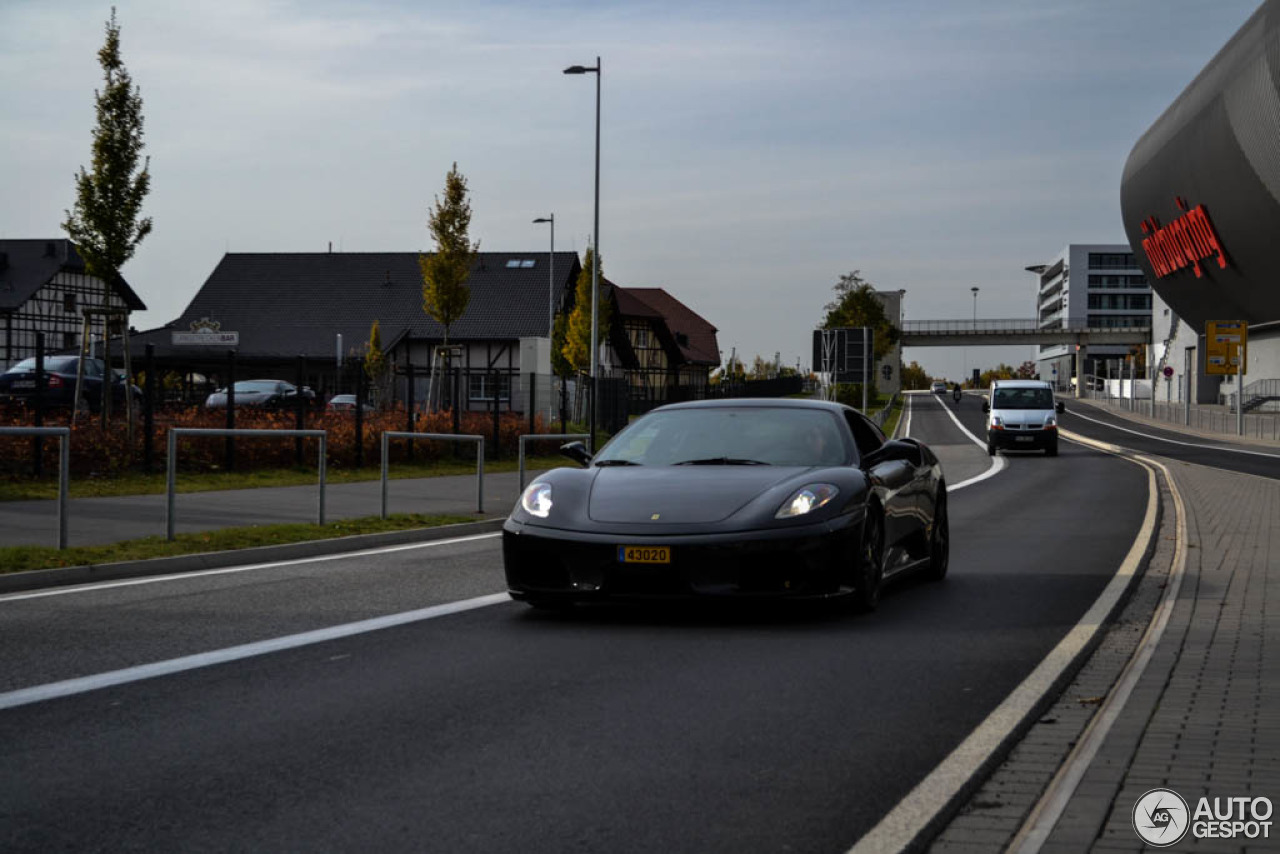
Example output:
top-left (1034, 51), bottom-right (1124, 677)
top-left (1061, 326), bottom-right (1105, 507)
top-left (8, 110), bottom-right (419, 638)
top-left (1121, 0), bottom-right (1280, 390)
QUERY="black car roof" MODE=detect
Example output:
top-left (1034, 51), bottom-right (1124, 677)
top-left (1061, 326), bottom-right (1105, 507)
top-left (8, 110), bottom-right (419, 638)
top-left (653, 397), bottom-right (855, 414)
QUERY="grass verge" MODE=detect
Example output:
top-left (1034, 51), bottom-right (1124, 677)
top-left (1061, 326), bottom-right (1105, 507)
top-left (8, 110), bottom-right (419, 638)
top-left (0, 512), bottom-right (479, 576)
top-left (881, 396), bottom-right (904, 438)
top-left (0, 454), bottom-right (575, 503)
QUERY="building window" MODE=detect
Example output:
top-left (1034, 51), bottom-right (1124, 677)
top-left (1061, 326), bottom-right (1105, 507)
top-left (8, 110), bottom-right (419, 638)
top-left (63, 331), bottom-right (77, 350)
top-left (63, 293), bottom-right (77, 313)
top-left (468, 372), bottom-right (511, 402)
top-left (1088, 253), bottom-right (1137, 270)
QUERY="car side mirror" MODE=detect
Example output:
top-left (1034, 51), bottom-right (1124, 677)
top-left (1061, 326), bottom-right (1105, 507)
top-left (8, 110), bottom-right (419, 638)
top-left (1056, 401), bottom-right (1065, 414)
top-left (559, 441), bottom-right (594, 468)
top-left (982, 401), bottom-right (990, 413)
top-left (863, 439), bottom-right (913, 469)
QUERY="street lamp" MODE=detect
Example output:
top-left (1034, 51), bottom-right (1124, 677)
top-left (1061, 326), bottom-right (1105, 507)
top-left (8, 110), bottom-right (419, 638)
top-left (971, 286), bottom-right (980, 326)
top-left (532, 215), bottom-right (555, 337)
top-left (564, 57), bottom-right (601, 451)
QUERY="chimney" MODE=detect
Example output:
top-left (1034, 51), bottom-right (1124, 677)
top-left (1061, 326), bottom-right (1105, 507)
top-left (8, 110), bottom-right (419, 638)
top-left (328, 241), bottom-right (332, 254)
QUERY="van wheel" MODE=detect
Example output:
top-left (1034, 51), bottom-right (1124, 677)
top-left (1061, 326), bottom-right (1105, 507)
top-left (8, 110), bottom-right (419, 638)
top-left (1046, 441), bottom-right (1059, 457)
top-left (986, 441), bottom-right (996, 457)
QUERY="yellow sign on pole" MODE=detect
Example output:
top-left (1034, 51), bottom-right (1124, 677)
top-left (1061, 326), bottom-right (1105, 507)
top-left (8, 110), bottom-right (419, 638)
top-left (1205, 320), bottom-right (1248, 375)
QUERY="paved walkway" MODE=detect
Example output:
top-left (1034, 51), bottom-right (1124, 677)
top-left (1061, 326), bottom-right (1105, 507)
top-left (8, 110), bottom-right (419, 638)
top-left (0, 468), bottom-right (539, 548)
top-left (933, 406), bottom-right (1280, 851)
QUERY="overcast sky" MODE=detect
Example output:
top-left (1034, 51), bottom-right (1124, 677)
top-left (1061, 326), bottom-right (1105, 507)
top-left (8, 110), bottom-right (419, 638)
top-left (0, 0), bottom-right (1260, 380)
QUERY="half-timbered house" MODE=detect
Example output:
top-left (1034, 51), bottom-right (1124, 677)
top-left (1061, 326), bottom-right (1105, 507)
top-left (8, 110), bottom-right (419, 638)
top-left (0, 239), bottom-right (146, 368)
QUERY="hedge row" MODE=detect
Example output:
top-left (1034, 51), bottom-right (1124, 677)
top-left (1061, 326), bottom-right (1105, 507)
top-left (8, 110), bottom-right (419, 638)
top-left (0, 406), bottom-right (559, 478)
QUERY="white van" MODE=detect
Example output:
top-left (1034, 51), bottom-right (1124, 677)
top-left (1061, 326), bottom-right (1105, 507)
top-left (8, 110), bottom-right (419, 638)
top-left (981, 379), bottom-right (1064, 457)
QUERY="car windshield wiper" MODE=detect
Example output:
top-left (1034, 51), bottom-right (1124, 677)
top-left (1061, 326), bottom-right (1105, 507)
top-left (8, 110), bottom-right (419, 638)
top-left (673, 457), bottom-right (771, 466)
top-left (594, 459), bottom-right (641, 466)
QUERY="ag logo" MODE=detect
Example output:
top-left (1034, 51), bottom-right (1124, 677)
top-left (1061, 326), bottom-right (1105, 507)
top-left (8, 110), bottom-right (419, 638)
top-left (1133, 788), bottom-right (1190, 846)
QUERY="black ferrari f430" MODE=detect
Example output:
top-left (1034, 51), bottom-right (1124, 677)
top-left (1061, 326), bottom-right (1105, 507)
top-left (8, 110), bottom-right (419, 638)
top-left (503, 399), bottom-right (948, 610)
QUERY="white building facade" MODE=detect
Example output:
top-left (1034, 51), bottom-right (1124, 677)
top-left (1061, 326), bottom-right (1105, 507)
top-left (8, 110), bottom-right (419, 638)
top-left (1030, 244), bottom-right (1152, 387)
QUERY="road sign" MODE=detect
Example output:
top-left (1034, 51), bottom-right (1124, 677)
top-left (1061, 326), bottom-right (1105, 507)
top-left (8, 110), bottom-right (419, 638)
top-left (1205, 320), bottom-right (1247, 375)
top-left (1163, 365), bottom-right (1174, 378)
top-left (811, 328), bottom-right (874, 382)
top-left (172, 331), bottom-right (239, 346)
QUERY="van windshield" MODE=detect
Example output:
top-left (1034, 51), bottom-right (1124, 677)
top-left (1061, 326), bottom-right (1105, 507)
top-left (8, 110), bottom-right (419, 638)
top-left (993, 388), bottom-right (1054, 409)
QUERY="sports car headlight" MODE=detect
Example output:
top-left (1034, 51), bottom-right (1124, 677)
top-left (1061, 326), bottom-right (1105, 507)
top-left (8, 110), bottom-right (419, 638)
top-left (775, 483), bottom-right (839, 519)
top-left (520, 482), bottom-right (553, 518)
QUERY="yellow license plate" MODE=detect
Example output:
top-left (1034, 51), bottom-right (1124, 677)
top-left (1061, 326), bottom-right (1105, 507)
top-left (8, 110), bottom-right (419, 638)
top-left (618, 546), bottom-right (671, 564)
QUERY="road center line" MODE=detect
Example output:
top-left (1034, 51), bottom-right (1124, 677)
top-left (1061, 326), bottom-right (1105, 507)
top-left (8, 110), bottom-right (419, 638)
top-left (0, 532), bottom-right (503, 603)
top-left (0, 593), bottom-right (512, 711)
top-left (929, 393), bottom-right (1008, 492)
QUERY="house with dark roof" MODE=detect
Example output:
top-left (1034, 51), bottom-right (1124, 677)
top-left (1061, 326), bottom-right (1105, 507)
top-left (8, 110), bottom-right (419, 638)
top-left (604, 283), bottom-right (720, 412)
top-left (0, 239), bottom-right (146, 368)
top-left (131, 250), bottom-right (580, 409)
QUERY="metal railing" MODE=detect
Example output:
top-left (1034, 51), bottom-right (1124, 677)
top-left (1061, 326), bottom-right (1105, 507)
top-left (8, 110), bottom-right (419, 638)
top-left (871, 394), bottom-right (899, 429)
top-left (0, 426), bottom-right (70, 548)
top-left (902, 318), bottom-right (1151, 334)
top-left (517, 433), bottom-right (590, 491)
top-left (1084, 396), bottom-right (1280, 442)
top-left (381, 432), bottom-right (484, 517)
top-left (167, 428), bottom-right (328, 541)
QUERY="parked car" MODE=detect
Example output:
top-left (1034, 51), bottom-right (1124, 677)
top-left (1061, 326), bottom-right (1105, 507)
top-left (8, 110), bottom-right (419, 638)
top-left (0, 355), bottom-right (141, 413)
top-left (326, 394), bottom-right (374, 413)
top-left (503, 398), bottom-right (948, 611)
top-left (982, 379), bottom-right (1065, 456)
top-left (204, 379), bottom-right (314, 410)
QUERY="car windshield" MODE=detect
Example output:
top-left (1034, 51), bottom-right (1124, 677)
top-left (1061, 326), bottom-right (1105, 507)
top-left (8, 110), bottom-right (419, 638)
top-left (7, 356), bottom-right (80, 373)
top-left (993, 387), bottom-right (1054, 409)
top-left (593, 407), bottom-right (849, 467)
top-left (233, 381), bottom-right (282, 393)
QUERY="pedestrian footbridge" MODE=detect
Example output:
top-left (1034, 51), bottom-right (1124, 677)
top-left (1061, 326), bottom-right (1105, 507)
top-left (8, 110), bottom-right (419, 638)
top-left (901, 319), bottom-right (1150, 347)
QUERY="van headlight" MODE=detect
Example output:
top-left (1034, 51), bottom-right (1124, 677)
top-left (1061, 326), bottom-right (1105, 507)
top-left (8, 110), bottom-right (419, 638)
top-left (775, 483), bottom-right (839, 519)
top-left (520, 482), bottom-right (553, 518)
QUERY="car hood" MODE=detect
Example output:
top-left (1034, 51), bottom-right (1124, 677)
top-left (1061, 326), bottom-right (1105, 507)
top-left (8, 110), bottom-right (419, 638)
top-left (991, 408), bottom-right (1054, 427)
top-left (587, 466), bottom-right (807, 524)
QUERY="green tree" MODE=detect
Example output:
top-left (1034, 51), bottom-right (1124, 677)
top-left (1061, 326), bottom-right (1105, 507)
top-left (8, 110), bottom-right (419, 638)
top-left (821, 271), bottom-right (900, 363)
top-left (561, 247), bottom-right (611, 373)
top-left (364, 319), bottom-right (387, 401)
top-left (419, 162), bottom-right (478, 345)
top-left (62, 7), bottom-right (153, 301)
top-left (901, 360), bottom-right (930, 390)
top-left (550, 311), bottom-right (572, 377)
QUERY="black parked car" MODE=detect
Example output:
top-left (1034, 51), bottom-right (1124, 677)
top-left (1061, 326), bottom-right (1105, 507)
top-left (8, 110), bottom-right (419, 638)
top-left (503, 398), bottom-right (949, 611)
top-left (204, 379), bottom-right (315, 410)
top-left (0, 356), bottom-right (141, 413)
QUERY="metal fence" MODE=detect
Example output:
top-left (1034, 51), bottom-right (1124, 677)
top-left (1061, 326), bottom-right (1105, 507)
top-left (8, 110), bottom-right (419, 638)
top-left (167, 428), bottom-right (328, 540)
top-left (0, 427), bottom-right (70, 548)
top-left (1081, 395), bottom-right (1280, 442)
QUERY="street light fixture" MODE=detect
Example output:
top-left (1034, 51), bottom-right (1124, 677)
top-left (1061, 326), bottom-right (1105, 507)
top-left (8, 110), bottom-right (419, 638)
top-left (564, 57), bottom-right (601, 451)
top-left (532, 215), bottom-right (555, 337)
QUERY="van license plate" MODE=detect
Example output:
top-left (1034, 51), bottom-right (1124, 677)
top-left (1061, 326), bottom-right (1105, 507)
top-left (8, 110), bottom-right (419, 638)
top-left (618, 546), bottom-right (670, 564)
top-left (1015, 435), bottom-right (1034, 442)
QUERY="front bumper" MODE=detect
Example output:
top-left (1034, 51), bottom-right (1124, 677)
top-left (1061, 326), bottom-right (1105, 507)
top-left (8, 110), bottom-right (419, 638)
top-left (502, 514), bottom-right (862, 603)
top-left (989, 428), bottom-right (1057, 449)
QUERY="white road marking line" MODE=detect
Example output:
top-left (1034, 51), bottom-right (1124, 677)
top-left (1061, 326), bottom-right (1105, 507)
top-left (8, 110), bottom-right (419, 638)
top-left (847, 456), bottom-right (1160, 854)
top-left (0, 532), bottom-right (503, 603)
top-left (899, 393), bottom-right (913, 439)
top-left (931, 394), bottom-right (1008, 492)
top-left (0, 593), bottom-right (512, 711)
top-left (1009, 438), bottom-right (1187, 853)
top-left (1068, 407), bottom-right (1280, 458)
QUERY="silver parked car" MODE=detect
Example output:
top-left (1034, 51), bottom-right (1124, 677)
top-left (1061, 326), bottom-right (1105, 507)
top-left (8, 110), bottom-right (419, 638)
top-left (204, 379), bottom-right (314, 410)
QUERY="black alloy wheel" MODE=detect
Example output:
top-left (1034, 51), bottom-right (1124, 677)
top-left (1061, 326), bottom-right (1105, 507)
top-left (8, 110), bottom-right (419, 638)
top-left (925, 486), bottom-right (949, 581)
top-left (854, 511), bottom-right (885, 612)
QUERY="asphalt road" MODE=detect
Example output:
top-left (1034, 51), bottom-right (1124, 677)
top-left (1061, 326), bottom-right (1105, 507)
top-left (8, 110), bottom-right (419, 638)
top-left (0, 396), bottom-right (1149, 853)
top-left (1058, 401), bottom-right (1280, 481)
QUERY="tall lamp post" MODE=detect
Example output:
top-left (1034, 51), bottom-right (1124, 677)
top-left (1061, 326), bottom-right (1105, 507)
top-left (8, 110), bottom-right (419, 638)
top-left (532, 215), bottom-right (555, 337)
top-left (533, 214), bottom-right (556, 427)
top-left (970, 286), bottom-right (980, 386)
top-left (564, 57), bottom-right (601, 451)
